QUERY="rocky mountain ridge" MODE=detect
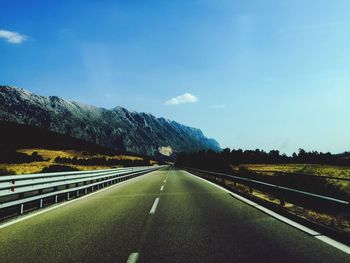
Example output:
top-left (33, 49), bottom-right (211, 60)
top-left (0, 86), bottom-right (221, 157)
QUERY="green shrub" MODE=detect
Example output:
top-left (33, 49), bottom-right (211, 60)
top-left (0, 168), bottom-right (16, 176)
top-left (40, 165), bottom-right (80, 173)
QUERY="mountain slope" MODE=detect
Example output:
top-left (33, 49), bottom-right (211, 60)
top-left (0, 86), bottom-right (220, 157)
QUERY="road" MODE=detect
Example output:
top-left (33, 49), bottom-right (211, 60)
top-left (0, 167), bottom-right (349, 262)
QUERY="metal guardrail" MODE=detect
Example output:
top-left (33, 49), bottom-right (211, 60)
top-left (0, 165), bottom-right (165, 217)
top-left (250, 169), bottom-right (350, 182)
top-left (185, 167), bottom-right (350, 213)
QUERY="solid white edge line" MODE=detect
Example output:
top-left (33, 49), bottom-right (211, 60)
top-left (0, 171), bottom-right (156, 230)
top-left (315, 236), bottom-right (350, 254)
top-left (184, 170), bottom-right (350, 255)
top-left (254, 205), bottom-right (319, 235)
top-left (127, 252), bottom-right (139, 263)
top-left (149, 197), bottom-right (160, 214)
top-left (160, 185), bottom-right (164, 191)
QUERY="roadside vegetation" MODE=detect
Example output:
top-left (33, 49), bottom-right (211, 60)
top-left (177, 149), bottom-right (350, 235)
top-left (233, 163), bottom-right (350, 178)
top-left (177, 148), bottom-right (350, 196)
top-left (0, 148), bottom-right (158, 175)
top-left (233, 164), bottom-right (350, 196)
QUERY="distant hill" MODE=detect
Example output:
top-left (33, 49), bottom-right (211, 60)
top-left (0, 86), bottom-right (221, 157)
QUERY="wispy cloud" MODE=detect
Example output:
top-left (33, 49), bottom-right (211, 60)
top-left (165, 93), bottom-right (198, 105)
top-left (210, 104), bottom-right (226, 109)
top-left (0, 29), bottom-right (27, 44)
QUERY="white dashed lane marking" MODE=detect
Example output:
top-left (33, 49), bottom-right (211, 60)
top-left (149, 197), bottom-right (160, 214)
top-left (126, 252), bottom-right (139, 263)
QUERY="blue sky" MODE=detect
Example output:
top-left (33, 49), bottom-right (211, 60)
top-left (1, 0), bottom-right (350, 154)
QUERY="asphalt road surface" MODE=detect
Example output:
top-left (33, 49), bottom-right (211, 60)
top-left (0, 167), bottom-right (349, 263)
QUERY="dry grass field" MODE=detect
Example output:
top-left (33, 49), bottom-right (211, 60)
top-left (0, 148), bottom-right (152, 175)
top-left (227, 164), bottom-right (350, 233)
top-left (232, 163), bottom-right (350, 195)
top-left (233, 163), bottom-right (350, 178)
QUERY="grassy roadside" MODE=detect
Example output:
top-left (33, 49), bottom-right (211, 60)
top-left (232, 164), bottom-right (350, 196)
top-left (0, 148), bottom-right (157, 175)
top-left (223, 179), bottom-right (350, 235)
top-left (216, 163), bottom-right (350, 235)
top-left (233, 163), bottom-right (350, 178)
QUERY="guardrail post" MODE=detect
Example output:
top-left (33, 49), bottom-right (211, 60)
top-left (20, 203), bottom-right (24, 215)
top-left (249, 186), bottom-right (253, 194)
top-left (55, 195), bottom-right (58, 203)
top-left (279, 198), bottom-right (285, 206)
top-left (11, 179), bottom-right (16, 192)
top-left (39, 198), bottom-right (43, 208)
top-left (85, 188), bottom-right (87, 194)
top-left (76, 190), bottom-right (79, 197)
top-left (67, 192), bottom-right (70, 201)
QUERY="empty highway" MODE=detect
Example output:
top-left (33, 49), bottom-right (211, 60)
top-left (0, 167), bottom-right (349, 262)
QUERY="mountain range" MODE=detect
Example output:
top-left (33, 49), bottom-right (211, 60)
top-left (0, 86), bottom-right (220, 157)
